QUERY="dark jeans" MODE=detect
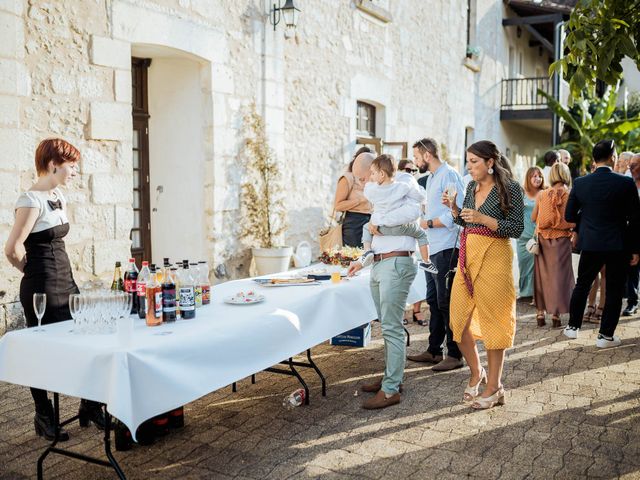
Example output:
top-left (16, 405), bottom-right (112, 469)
top-left (569, 251), bottom-right (629, 337)
top-left (626, 263), bottom-right (639, 307)
top-left (426, 248), bottom-right (461, 359)
top-left (342, 211), bottom-right (370, 248)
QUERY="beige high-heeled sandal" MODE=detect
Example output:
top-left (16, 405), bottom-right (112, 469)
top-left (471, 386), bottom-right (505, 409)
top-left (463, 368), bottom-right (487, 402)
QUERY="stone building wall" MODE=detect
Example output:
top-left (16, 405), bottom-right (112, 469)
top-left (0, 0), bottom-right (546, 334)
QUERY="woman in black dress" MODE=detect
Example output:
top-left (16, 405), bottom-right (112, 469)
top-left (4, 138), bottom-right (104, 441)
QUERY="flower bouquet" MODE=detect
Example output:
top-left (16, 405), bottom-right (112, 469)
top-left (318, 246), bottom-right (364, 267)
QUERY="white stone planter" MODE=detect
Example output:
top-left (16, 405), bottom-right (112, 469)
top-left (252, 246), bottom-right (293, 276)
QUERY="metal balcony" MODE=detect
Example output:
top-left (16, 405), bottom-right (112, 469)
top-left (501, 77), bottom-right (553, 120)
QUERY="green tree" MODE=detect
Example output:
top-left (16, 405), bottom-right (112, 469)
top-left (539, 87), bottom-right (640, 171)
top-left (551, 0), bottom-right (640, 98)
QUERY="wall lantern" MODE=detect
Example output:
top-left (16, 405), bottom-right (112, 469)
top-left (270, 0), bottom-right (301, 31)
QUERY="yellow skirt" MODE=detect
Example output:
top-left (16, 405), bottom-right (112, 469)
top-left (450, 234), bottom-right (517, 350)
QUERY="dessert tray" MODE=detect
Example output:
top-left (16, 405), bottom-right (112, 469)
top-left (223, 291), bottom-right (266, 305)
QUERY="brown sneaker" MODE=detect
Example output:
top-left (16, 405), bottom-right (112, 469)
top-left (360, 379), bottom-right (403, 393)
top-left (406, 352), bottom-right (443, 363)
top-left (431, 356), bottom-right (464, 372)
top-left (361, 390), bottom-right (401, 410)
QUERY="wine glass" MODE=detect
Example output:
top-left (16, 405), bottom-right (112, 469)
top-left (445, 182), bottom-right (457, 209)
top-left (33, 293), bottom-right (46, 332)
top-left (69, 293), bottom-right (80, 333)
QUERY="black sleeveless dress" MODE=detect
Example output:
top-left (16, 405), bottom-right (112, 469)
top-left (17, 193), bottom-right (79, 327)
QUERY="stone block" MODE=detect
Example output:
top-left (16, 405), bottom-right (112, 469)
top-left (93, 239), bottom-right (131, 276)
top-left (89, 102), bottom-right (131, 141)
top-left (90, 173), bottom-right (132, 205)
top-left (0, 59), bottom-right (30, 96)
top-left (5, 301), bottom-right (25, 331)
top-left (0, 95), bottom-right (20, 128)
top-left (81, 146), bottom-right (111, 174)
top-left (72, 204), bottom-right (115, 238)
top-left (0, 0), bottom-right (23, 15)
top-left (115, 205), bottom-right (133, 239)
top-left (211, 63), bottom-right (234, 94)
top-left (78, 74), bottom-right (108, 99)
top-left (90, 35), bottom-right (131, 70)
top-left (0, 171), bottom-right (20, 205)
top-left (0, 10), bottom-right (24, 59)
top-left (114, 69), bottom-right (131, 103)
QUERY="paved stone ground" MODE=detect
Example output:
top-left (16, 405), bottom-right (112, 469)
top-left (1, 300), bottom-right (639, 479)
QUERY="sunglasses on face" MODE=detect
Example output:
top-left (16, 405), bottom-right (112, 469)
top-left (404, 168), bottom-right (419, 174)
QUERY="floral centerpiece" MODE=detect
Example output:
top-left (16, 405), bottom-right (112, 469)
top-left (318, 246), bottom-right (364, 267)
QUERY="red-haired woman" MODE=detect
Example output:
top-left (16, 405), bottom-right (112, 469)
top-left (4, 138), bottom-right (104, 441)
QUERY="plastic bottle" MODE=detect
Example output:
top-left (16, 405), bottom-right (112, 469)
top-left (162, 266), bottom-right (177, 323)
top-left (178, 260), bottom-right (196, 319)
top-left (191, 262), bottom-right (202, 308)
top-left (198, 261), bottom-right (211, 305)
top-left (145, 266), bottom-right (163, 326)
top-left (111, 261), bottom-right (124, 291)
top-left (171, 267), bottom-right (181, 319)
top-left (283, 388), bottom-right (306, 408)
top-left (137, 261), bottom-right (150, 319)
top-left (123, 258), bottom-right (139, 314)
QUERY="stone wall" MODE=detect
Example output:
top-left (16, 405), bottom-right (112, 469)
top-left (0, 0), bottom-right (554, 334)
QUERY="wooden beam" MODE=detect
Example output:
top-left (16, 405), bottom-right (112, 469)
top-left (524, 23), bottom-right (554, 53)
top-left (502, 14), bottom-right (563, 26)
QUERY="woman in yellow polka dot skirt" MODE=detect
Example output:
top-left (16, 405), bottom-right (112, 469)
top-left (444, 140), bottom-right (524, 410)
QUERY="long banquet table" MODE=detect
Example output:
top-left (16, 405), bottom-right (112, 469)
top-left (0, 265), bottom-right (426, 441)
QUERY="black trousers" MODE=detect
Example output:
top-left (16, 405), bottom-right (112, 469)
top-left (426, 248), bottom-right (462, 359)
top-left (342, 211), bottom-right (370, 248)
top-left (626, 263), bottom-right (639, 307)
top-left (569, 251), bottom-right (629, 337)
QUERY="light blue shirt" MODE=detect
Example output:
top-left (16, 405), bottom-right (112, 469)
top-left (424, 163), bottom-right (464, 255)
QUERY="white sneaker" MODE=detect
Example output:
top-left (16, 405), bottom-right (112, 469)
top-left (563, 326), bottom-right (579, 339)
top-left (595, 334), bottom-right (621, 348)
top-left (359, 250), bottom-right (374, 267)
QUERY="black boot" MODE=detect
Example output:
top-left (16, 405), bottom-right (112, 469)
top-left (34, 400), bottom-right (70, 442)
top-left (78, 399), bottom-right (106, 430)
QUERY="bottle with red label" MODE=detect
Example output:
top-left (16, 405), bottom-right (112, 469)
top-left (123, 258), bottom-right (139, 314)
top-left (145, 266), bottom-right (163, 327)
top-left (137, 261), bottom-right (150, 319)
top-left (162, 263), bottom-right (177, 323)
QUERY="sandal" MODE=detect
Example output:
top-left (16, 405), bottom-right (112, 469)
top-left (413, 311), bottom-right (427, 327)
top-left (583, 305), bottom-right (596, 323)
top-left (536, 313), bottom-right (546, 327)
top-left (471, 386), bottom-right (505, 410)
top-left (463, 367), bottom-right (487, 402)
top-left (590, 307), bottom-right (603, 324)
top-left (551, 315), bottom-right (561, 328)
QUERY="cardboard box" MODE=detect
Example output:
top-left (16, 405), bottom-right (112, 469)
top-left (330, 322), bottom-right (371, 347)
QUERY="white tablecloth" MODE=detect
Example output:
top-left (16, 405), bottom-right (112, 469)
top-left (0, 265), bottom-right (426, 437)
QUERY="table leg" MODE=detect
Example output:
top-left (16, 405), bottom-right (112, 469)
top-left (305, 349), bottom-right (326, 397)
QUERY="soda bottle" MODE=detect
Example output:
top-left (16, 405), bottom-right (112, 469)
top-left (145, 266), bottom-right (163, 326)
top-left (171, 267), bottom-right (181, 319)
top-left (283, 388), bottom-right (306, 409)
top-left (137, 261), bottom-right (150, 319)
top-left (168, 407), bottom-right (184, 429)
top-left (123, 258), bottom-right (139, 314)
top-left (114, 419), bottom-right (133, 451)
top-left (152, 413), bottom-right (169, 437)
top-left (111, 261), bottom-right (124, 291)
top-left (178, 260), bottom-right (196, 319)
top-left (198, 261), bottom-right (211, 305)
top-left (191, 262), bottom-right (202, 308)
top-left (162, 266), bottom-right (177, 323)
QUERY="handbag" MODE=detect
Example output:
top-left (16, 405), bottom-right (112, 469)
top-left (319, 210), bottom-right (344, 252)
top-left (526, 235), bottom-right (539, 255)
top-left (444, 226), bottom-right (461, 293)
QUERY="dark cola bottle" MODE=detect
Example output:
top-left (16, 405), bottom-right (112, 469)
top-left (124, 258), bottom-right (139, 314)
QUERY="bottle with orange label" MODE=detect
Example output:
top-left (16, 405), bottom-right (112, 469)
top-left (145, 266), bottom-right (163, 327)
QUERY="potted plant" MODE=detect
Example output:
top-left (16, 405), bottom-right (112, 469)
top-left (240, 103), bottom-right (292, 275)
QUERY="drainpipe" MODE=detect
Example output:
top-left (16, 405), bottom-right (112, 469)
top-left (551, 19), bottom-right (564, 146)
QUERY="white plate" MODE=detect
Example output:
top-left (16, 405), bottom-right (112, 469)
top-left (261, 281), bottom-right (320, 287)
top-left (223, 294), bottom-right (265, 305)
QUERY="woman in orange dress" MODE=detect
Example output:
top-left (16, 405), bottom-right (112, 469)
top-left (445, 141), bottom-right (524, 410)
top-left (532, 162), bottom-right (576, 328)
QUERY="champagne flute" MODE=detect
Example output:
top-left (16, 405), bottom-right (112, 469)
top-left (445, 182), bottom-right (457, 209)
top-left (69, 293), bottom-right (80, 333)
top-left (33, 293), bottom-right (46, 332)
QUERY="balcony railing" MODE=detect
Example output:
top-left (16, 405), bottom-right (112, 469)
top-left (501, 77), bottom-right (552, 110)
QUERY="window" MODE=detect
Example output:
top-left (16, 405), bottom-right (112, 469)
top-left (356, 101), bottom-right (376, 137)
top-left (466, 0), bottom-right (477, 56)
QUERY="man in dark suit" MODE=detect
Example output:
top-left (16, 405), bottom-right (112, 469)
top-left (564, 140), bottom-right (640, 347)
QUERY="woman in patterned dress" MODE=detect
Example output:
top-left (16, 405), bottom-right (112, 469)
top-left (444, 140), bottom-right (524, 409)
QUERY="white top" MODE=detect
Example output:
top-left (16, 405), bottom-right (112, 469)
top-left (0, 263), bottom-right (427, 440)
top-left (15, 188), bottom-right (69, 233)
top-left (364, 175), bottom-right (425, 226)
top-left (542, 165), bottom-right (552, 184)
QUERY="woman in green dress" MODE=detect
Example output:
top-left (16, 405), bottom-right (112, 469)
top-left (516, 167), bottom-right (545, 299)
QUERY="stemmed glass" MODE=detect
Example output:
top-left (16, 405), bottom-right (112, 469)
top-left (445, 182), bottom-right (457, 209)
top-left (33, 293), bottom-right (46, 332)
top-left (69, 293), bottom-right (80, 333)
